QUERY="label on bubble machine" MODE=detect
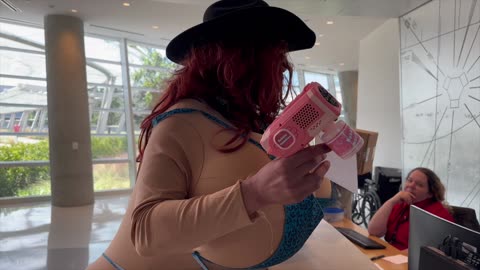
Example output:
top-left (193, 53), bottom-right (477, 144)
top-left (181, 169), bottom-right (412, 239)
top-left (327, 125), bottom-right (363, 159)
top-left (273, 129), bottom-right (295, 149)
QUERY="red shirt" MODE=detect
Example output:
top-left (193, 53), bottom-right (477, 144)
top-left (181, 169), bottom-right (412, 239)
top-left (384, 198), bottom-right (454, 250)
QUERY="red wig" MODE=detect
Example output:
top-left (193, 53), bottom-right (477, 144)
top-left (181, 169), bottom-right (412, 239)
top-left (137, 41), bottom-right (294, 162)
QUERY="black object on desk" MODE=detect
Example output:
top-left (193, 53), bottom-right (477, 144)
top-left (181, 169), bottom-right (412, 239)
top-left (335, 227), bottom-right (386, 249)
top-left (370, 255), bottom-right (386, 261)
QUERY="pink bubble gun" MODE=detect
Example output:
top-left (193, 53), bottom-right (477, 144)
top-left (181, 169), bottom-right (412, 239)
top-left (260, 82), bottom-right (364, 159)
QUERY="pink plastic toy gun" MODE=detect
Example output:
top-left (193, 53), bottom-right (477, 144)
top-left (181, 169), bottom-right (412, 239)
top-left (260, 82), bottom-right (364, 159)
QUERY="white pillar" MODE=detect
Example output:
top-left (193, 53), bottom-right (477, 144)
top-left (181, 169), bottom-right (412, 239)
top-left (338, 70), bottom-right (358, 128)
top-left (44, 15), bottom-right (93, 206)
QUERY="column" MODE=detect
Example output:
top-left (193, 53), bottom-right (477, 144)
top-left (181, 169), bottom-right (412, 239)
top-left (337, 70), bottom-right (359, 219)
top-left (338, 70), bottom-right (358, 128)
top-left (44, 15), bottom-right (93, 206)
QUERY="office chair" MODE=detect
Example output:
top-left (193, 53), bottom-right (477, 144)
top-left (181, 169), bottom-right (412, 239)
top-left (450, 206), bottom-right (480, 232)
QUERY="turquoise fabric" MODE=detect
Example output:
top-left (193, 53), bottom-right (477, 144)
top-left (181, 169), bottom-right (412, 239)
top-left (102, 253), bottom-right (126, 270)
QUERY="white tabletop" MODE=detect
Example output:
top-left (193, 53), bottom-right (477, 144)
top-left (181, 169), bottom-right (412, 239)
top-left (272, 220), bottom-right (378, 270)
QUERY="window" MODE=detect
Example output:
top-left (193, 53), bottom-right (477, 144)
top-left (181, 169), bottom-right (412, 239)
top-left (283, 70), bottom-right (300, 105)
top-left (303, 71), bottom-right (345, 120)
top-left (127, 42), bottom-right (177, 137)
top-left (85, 36), bottom-right (131, 191)
top-left (304, 71), bottom-right (329, 89)
top-left (2, 21), bottom-right (350, 200)
top-left (0, 22), bottom-right (50, 198)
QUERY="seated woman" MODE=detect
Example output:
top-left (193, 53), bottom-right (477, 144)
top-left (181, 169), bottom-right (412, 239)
top-left (368, 167), bottom-right (453, 250)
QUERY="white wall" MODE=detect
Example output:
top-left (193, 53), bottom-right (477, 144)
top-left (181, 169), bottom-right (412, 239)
top-left (357, 18), bottom-right (402, 169)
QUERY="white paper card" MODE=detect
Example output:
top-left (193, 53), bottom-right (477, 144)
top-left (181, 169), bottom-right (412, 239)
top-left (324, 151), bottom-right (358, 193)
top-left (382, 254), bottom-right (408, 264)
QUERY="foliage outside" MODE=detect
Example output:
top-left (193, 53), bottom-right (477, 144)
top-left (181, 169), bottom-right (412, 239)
top-left (0, 140), bottom-right (49, 197)
top-left (130, 45), bottom-right (176, 110)
top-left (0, 137), bottom-right (128, 197)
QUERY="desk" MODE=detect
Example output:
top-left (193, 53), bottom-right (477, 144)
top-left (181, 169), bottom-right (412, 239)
top-left (272, 219), bottom-right (407, 270)
top-left (331, 218), bottom-right (408, 270)
top-left (272, 220), bottom-right (377, 270)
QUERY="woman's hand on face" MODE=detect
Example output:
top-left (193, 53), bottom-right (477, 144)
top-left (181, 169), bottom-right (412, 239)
top-left (391, 191), bottom-right (416, 205)
top-left (241, 144), bottom-right (331, 214)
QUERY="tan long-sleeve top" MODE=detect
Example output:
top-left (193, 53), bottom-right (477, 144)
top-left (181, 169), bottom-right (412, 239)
top-left (87, 99), bottom-right (330, 270)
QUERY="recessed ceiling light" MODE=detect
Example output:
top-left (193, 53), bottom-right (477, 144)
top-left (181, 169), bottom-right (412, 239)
top-left (326, 21), bottom-right (334, 25)
top-left (152, 25), bottom-right (159, 29)
top-left (318, 34), bottom-right (324, 37)
top-left (314, 42), bottom-right (320, 46)
top-left (339, 63), bottom-right (345, 66)
top-left (123, 2), bottom-right (131, 7)
top-left (305, 56), bottom-right (311, 60)
top-left (71, 9), bottom-right (77, 13)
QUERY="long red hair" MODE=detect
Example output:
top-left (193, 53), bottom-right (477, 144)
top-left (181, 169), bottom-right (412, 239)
top-left (137, 41), bottom-right (294, 162)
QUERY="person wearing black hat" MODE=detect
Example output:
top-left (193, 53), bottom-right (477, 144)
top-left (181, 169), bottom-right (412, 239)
top-left (87, 1), bottom-right (332, 270)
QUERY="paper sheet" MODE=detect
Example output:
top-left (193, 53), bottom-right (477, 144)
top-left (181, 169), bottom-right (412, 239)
top-left (382, 254), bottom-right (408, 264)
top-left (323, 150), bottom-right (358, 193)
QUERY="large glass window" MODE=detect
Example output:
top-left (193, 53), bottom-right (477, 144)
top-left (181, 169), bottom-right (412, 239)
top-left (85, 36), bottom-right (131, 191)
top-left (282, 70), bottom-right (301, 107)
top-left (2, 21), bottom-right (348, 200)
top-left (127, 42), bottom-right (177, 137)
top-left (0, 24), bottom-right (140, 199)
top-left (304, 71), bottom-right (345, 120)
top-left (0, 22), bottom-right (50, 198)
top-left (304, 71), bottom-right (329, 88)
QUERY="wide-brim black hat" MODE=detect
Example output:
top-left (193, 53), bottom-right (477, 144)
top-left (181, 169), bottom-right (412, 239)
top-left (166, 0), bottom-right (316, 64)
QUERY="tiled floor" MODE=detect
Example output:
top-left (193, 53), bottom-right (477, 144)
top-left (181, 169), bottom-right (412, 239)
top-left (0, 193), bottom-right (371, 270)
top-left (0, 194), bottom-right (130, 270)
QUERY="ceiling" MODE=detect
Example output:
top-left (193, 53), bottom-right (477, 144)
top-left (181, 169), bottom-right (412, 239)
top-left (0, 0), bottom-right (430, 73)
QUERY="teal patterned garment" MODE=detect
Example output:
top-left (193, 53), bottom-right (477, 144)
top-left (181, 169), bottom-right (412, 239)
top-left (152, 108), bottom-right (333, 270)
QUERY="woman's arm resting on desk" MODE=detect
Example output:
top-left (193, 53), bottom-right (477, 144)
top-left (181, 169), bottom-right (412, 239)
top-left (367, 200), bottom-right (394, 237)
top-left (368, 191), bottom-right (414, 237)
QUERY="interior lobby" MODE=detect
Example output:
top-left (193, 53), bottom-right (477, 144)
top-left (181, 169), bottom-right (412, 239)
top-left (1, 0), bottom-right (480, 269)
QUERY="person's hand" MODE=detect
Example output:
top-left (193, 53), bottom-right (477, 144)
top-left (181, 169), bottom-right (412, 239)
top-left (241, 144), bottom-right (331, 215)
top-left (390, 191), bottom-right (416, 205)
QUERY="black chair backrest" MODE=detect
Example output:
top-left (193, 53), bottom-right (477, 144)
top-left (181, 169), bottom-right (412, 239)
top-left (451, 205), bottom-right (480, 232)
top-left (357, 172), bottom-right (372, 191)
top-left (374, 166), bottom-right (402, 204)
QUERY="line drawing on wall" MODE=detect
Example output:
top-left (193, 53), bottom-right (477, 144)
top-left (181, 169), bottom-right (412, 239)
top-left (400, 0), bottom-right (480, 213)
